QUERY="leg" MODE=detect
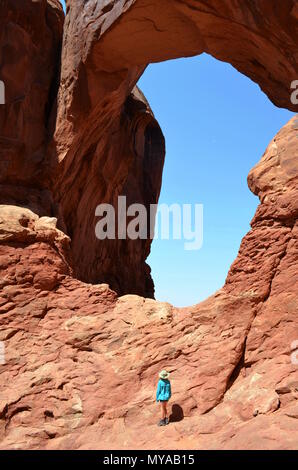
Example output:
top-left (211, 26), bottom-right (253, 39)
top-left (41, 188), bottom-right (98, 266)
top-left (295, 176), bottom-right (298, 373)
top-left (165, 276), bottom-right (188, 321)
top-left (161, 401), bottom-right (167, 419)
top-left (157, 401), bottom-right (168, 426)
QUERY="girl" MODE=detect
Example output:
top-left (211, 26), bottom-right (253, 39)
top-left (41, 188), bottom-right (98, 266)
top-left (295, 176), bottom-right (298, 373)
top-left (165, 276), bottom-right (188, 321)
top-left (156, 370), bottom-right (171, 426)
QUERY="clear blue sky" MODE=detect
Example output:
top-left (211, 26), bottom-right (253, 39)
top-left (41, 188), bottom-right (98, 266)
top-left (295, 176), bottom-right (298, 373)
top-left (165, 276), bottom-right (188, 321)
top-left (138, 55), bottom-right (294, 307)
top-left (60, 1), bottom-right (294, 306)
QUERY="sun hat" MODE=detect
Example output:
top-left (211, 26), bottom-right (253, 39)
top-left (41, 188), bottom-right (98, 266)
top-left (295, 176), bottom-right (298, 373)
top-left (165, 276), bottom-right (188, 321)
top-left (159, 370), bottom-right (170, 379)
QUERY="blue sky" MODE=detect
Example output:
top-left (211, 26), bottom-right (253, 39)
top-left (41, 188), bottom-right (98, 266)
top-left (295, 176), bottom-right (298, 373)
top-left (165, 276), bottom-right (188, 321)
top-left (60, 1), bottom-right (294, 306)
top-left (138, 55), bottom-right (294, 306)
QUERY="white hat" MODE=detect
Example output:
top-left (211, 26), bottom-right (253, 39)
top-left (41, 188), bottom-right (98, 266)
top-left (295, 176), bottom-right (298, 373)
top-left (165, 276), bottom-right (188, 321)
top-left (159, 370), bottom-right (170, 379)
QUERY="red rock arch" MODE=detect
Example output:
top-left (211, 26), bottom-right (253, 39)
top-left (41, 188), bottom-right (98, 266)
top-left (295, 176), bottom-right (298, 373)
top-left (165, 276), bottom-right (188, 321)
top-left (53, 0), bottom-right (297, 296)
top-left (0, 0), bottom-right (297, 450)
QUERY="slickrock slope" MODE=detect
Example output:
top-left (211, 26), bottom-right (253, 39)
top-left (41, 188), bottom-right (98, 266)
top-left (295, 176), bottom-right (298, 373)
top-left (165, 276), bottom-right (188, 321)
top-left (0, 0), bottom-right (297, 450)
top-left (1, 115), bottom-right (297, 450)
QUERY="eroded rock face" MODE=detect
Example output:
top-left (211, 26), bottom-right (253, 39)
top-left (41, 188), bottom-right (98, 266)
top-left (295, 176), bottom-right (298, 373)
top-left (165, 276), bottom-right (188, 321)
top-left (0, 0), bottom-right (64, 189)
top-left (54, 86), bottom-right (165, 297)
top-left (0, 0), bottom-right (297, 451)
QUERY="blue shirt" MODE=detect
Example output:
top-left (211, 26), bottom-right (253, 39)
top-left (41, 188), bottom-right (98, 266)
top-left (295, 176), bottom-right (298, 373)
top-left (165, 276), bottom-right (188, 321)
top-left (156, 379), bottom-right (171, 402)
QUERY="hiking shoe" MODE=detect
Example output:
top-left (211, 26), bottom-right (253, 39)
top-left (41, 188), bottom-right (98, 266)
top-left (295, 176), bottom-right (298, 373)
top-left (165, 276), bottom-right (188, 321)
top-left (158, 419), bottom-right (166, 426)
top-left (165, 417), bottom-right (169, 425)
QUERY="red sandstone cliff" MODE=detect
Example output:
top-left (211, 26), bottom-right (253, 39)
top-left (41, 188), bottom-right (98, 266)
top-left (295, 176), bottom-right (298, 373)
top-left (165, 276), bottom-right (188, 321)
top-left (0, 0), bottom-right (297, 450)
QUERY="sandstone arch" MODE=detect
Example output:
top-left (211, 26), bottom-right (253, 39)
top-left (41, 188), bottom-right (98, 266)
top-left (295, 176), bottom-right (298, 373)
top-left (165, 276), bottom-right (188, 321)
top-left (0, 0), bottom-right (297, 450)
top-left (53, 0), bottom-right (298, 296)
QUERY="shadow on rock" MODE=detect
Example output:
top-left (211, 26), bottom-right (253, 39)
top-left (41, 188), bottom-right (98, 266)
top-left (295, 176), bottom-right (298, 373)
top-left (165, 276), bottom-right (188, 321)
top-left (169, 404), bottom-right (184, 423)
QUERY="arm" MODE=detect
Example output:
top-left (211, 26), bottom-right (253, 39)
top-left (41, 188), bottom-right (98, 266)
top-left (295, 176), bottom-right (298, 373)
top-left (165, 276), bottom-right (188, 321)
top-left (156, 381), bottom-right (161, 402)
top-left (169, 381), bottom-right (172, 399)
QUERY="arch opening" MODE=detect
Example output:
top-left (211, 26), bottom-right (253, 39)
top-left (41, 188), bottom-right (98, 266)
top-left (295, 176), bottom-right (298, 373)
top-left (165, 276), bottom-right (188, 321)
top-left (138, 53), bottom-right (295, 307)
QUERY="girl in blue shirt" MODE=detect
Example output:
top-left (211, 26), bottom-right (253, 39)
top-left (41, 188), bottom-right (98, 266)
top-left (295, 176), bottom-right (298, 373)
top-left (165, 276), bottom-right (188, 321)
top-left (156, 370), bottom-right (171, 426)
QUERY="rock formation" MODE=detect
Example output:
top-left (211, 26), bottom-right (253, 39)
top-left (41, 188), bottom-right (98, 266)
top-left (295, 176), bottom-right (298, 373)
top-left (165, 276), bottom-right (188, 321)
top-left (0, 0), bottom-right (297, 450)
top-left (53, 0), bottom-right (298, 295)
